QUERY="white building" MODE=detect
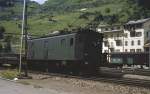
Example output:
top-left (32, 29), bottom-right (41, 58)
top-left (97, 18), bottom-right (150, 53)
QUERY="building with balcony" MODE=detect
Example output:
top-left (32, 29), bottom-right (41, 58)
top-left (97, 25), bottom-right (124, 53)
top-left (97, 18), bottom-right (150, 53)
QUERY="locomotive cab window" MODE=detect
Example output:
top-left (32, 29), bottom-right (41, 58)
top-left (70, 38), bottom-right (74, 46)
top-left (78, 37), bottom-right (82, 43)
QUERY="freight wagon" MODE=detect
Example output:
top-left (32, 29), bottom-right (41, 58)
top-left (108, 52), bottom-right (149, 68)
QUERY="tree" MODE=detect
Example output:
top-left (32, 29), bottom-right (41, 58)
top-left (0, 0), bottom-right (15, 7)
top-left (0, 42), bottom-right (3, 52)
top-left (85, 11), bottom-right (103, 30)
top-left (105, 8), bottom-right (111, 14)
top-left (0, 26), bottom-right (5, 39)
top-left (4, 35), bottom-right (12, 53)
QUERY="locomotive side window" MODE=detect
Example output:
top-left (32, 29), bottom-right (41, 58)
top-left (70, 38), bottom-right (74, 46)
top-left (127, 58), bottom-right (133, 64)
top-left (31, 42), bottom-right (34, 58)
top-left (111, 58), bottom-right (123, 64)
top-left (78, 36), bottom-right (83, 43)
top-left (44, 41), bottom-right (48, 59)
top-left (44, 41), bottom-right (48, 48)
top-left (61, 39), bottom-right (66, 46)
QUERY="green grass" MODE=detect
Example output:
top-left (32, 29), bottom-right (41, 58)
top-left (0, 70), bottom-right (19, 80)
top-left (0, 20), bottom-right (21, 34)
top-left (87, 4), bottom-right (123, 15)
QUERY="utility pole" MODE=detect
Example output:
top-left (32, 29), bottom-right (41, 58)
top-left (24, 0), bottom-right (28, 77)
top-left (19, 0), bottom-right (28, 77)
top-left (19, 0), bottom-right (26, 74)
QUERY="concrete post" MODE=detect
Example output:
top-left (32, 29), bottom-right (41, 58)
top-left (19, 0), bottom-right (26, 74)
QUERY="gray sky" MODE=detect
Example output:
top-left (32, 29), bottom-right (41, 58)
top-left (30, 0), bottom-right (47, 4)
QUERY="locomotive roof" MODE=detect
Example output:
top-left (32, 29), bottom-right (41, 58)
top-left (28, 29), bottom-right (100, 40)
top-left (28, 33), bottom-right (76, 40)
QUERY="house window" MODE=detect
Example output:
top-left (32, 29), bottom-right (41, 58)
top-left (124, 33), bottom-right (128, 38)
top-left (104, 41), bottom-right (108, 47)
top-left (137, 40), bottom-right (141, 45)
top-left (105, 28), bottom-right (108, 31)
top-left (70, 38), bottom-right (74, 46)
top-left (116, 40), bottom-right (122, 46)
top-left (125, 41), bottom-right (128, 46)
top-left (117, 33), bottom-right (120, 37)
top-left (104, 50), bottom-right (108, 53)
top-left (104, 35), bottom-right (108, 38)
top-left (110, 42), bottom-right (113, 47)
top-left (131, 40), bottom-right (134, 46)
top-left (117, 26), bottom-right (120, 29)
top-left (136, 32), bottom-right (142, 37)
top-left (136, 23), bottom-right (142, 28)
top-left (136, 49), bottom-right (141, 52)
top-left (146, 32), bottom-right (149, 38)
top-left (111, 34), bottom-right (113, 38)
top-left (115, 49), bottom-right (120, 52)
top-left (125, 49), bottom-right (128, 52)
top-left (130, 49), bottom-right (135, 52)
top-left (111, 27), bottom-right (114, 30)
top-left (130, 31), bottom-right (136, 37)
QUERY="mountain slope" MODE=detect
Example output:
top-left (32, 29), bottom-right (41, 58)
top-left (0, 0), bottom-right (150, 36)
top-left (0, 0), bottom-right (40, 20)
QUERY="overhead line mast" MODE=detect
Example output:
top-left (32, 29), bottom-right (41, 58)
top-left (19, 0), bottom-right (28, 77)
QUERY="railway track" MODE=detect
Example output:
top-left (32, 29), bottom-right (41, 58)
top-left (0, 55), bottom-right (150, 88)
top-left (100, 67), bottom-right (150, 76)
top-left (28, 71), bottom-right (150, 88)
top-left (0, 54), bottom-right (150, 76)
top-left (123, 69), bottom-right (150, 76)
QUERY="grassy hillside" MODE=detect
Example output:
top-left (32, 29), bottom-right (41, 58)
top-left (0, 0), bottom-right (125, 34)
top-left (0, 0), bottom-right (150, 36)
top-left (0, 12), bottom-right (90, 35)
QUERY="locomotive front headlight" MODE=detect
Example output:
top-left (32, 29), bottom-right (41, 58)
top-left (85, 61), bottom-right (89, 65)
